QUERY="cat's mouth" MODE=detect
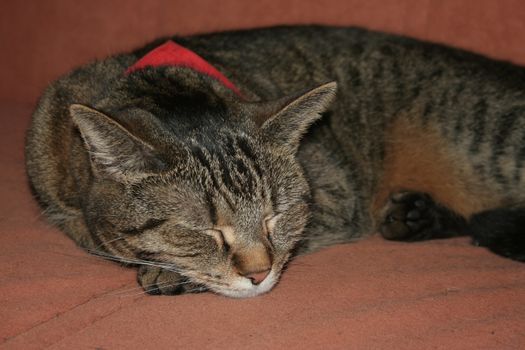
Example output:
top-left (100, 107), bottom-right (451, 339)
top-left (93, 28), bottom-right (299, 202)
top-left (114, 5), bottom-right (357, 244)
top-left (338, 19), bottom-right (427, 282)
top-left (208, 270), bottom-right (279, 298)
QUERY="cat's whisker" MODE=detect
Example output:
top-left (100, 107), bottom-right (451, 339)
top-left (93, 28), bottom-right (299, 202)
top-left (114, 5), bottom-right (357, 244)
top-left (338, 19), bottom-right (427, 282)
top-left (117, 280), bottom-right (203, 298)
top-left (92, 236), bottom-right (126, 251)
top-left (117, 288), bottom-right (159, 298)
top-left (86, 248), bottom-right (187, 273)
top-left (106, 280), bottom-right (192, 297)
top-left (46, 249), bottom-right (137, 267)
top-left (87, 249), bottom-right (150, 265)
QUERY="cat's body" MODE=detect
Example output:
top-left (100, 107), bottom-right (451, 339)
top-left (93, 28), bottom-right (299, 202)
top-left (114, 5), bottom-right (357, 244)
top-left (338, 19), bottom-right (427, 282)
top-left (26, 26), bottom-right (525, 297)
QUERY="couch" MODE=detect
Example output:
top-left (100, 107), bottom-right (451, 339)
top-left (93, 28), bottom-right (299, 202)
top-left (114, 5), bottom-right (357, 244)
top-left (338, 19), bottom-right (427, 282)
top-left (2, 1), bottom-right (524, 348)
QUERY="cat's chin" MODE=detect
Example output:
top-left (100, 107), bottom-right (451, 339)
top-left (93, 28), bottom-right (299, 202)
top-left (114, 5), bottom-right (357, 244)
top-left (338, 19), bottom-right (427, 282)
top-left (211, 270), bottom-right (279, 298)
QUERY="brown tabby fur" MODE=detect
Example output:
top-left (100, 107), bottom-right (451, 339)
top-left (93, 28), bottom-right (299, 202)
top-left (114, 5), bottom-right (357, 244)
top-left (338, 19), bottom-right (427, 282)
top-left (26, 26), bottom-right (525, 297)
top-left (372, 116), bottom-right (500, 218)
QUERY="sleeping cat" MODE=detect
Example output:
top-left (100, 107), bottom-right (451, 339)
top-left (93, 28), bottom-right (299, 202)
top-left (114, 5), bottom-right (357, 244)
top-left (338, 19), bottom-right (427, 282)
top-left (25, 26), bottom-right (525, 298)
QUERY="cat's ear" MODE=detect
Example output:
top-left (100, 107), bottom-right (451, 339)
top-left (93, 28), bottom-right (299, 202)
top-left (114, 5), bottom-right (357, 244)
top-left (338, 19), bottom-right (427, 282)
top-left (256, 82), bottom-right (337, 152)
top-left (70, 104), bottom-right (166, 182)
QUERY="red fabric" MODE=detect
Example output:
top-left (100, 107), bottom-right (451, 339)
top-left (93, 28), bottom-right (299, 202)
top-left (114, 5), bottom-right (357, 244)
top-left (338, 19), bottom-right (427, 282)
top-left (126, 41), bottom-right (242, 96)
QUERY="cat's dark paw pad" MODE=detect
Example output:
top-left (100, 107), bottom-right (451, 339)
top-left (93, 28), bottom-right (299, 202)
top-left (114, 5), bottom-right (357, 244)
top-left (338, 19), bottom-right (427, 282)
top-left (379, 191), bottom-right (436, 241)
top-left (137, 265), bottom-right (206, 295)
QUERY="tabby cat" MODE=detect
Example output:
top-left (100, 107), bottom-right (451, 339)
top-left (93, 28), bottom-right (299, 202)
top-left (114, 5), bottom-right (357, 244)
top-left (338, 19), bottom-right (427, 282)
top-left (25, 26), bottom-right (525, 298)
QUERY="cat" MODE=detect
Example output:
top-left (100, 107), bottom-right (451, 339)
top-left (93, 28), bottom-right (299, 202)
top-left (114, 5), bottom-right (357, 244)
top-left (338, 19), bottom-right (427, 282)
top-left (25, 26), bottom-right (525, 298)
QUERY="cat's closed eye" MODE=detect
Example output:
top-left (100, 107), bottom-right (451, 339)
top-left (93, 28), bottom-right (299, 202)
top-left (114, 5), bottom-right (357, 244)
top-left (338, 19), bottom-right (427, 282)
top-left (263, 214), bottom-right (281, 243)
top-left (205, 229), bottom-right (230, 252)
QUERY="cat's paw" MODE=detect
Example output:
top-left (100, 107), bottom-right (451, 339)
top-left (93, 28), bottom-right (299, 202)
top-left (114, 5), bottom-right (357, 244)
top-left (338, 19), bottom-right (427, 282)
top-left (137, 265), bottom-right (206, 295)
top-left (379, 191), bottom-right (437, 241)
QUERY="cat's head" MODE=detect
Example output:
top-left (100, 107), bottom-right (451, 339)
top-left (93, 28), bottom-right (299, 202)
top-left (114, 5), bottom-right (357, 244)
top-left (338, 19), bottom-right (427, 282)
top-left (70, 69), bottom-right (336, 297)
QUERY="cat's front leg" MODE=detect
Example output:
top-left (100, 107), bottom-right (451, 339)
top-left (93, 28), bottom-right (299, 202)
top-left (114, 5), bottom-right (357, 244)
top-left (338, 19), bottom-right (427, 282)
top-left (379, 191), bottom-right (467, 241)
top-left (137, 265), bottom-right (206, 295)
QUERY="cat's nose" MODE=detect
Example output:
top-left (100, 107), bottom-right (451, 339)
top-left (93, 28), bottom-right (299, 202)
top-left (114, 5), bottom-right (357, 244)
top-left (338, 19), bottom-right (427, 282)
top-left (246, 269), bottom-right (270, 285)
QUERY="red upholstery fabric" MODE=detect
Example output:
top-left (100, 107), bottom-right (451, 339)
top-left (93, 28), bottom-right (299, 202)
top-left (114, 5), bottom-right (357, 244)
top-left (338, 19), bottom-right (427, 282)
top-left (1, 1), bottom-right (525, 348)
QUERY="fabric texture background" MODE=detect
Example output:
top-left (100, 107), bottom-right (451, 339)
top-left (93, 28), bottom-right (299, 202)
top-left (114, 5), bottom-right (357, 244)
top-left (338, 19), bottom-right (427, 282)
top-left (1, 1), bottom-right (525, 349)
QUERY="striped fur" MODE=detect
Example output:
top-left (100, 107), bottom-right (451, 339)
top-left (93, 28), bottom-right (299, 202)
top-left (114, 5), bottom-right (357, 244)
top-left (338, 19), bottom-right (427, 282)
top-left (26, 26), bottom-right (525, 297)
